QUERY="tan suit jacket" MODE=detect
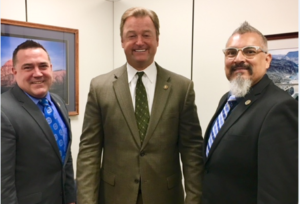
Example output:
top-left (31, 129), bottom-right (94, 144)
top-left (77, 63), bottom-right (203, 204)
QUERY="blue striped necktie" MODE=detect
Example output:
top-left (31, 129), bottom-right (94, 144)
top-left (206, 95), bottom-right (237, 157)
top-left (39, 98), bottom-right (66, 163)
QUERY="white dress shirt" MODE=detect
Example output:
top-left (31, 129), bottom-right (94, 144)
top-left (127, 61), bottom-right (157, 114)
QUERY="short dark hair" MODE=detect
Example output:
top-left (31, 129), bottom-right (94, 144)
top-left (12, 40), bottom-right (50, 66)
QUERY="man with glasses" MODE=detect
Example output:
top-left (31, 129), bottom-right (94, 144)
top-left (202, 22), bottom-right (297, 204)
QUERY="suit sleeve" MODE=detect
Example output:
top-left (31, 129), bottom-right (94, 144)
top-left (179, 81), bottom-right (204, 204)
top-left (258, 98), bottom-right (298, 204)
top-left (77, 80), bottom-right (103, 204)
top-left (1, 110), bottom-right (18, 204)
top-left (64, 118), bottom-right (77, 203)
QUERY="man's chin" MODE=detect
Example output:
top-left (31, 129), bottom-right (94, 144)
top-left (30, 88), bottom-right (48, 99)
top-left (230, 73), bottom-right (250, 81)
top-left (229, 75), bottom-right (252, 97)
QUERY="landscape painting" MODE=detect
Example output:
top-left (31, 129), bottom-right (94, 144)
top-left (265, 32), bottom-right (298, 100)
top-left (1, 18), bottom-right (79, 115)
top-left (1, 35), bottom-right (68, 103)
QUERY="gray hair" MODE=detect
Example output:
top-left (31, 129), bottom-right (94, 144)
top-left (230, 21), bottom-right (268, 49)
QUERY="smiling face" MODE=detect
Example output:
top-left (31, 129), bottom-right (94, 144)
top-left (12, 48), bottom-right (53, 98)
top-left (225, 32), bottom-right (272, 86)
top-left (121, 16), bottom-right (159, 70)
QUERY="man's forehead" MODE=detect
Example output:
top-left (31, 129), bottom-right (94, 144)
top-left (226, 33), bottom-right (263, 47)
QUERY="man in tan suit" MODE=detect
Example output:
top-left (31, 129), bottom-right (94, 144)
top-left (77, 7), bottom-right (203, 204)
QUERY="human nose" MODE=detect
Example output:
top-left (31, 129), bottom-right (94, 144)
top-left (233, 49), bottom-right (246, 63)
top-left (32, 67), bottom-right (43, 77)
top-left (136, 35), bottom-right (144, 45)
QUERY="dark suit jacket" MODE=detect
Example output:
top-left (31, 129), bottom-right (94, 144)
top-left (1, 85), bottom-right (76, 204)
top-left (202, 75), bottom-right (298, 204)
top-left (77, 63), bottom-right (203, 204)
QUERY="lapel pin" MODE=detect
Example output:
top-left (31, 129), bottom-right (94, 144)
top-left (57, 102), bottom-right (61, 107)
top-left (245, 100), bottom-right (251, 105)
top-left (164, 85), bottom-right (168, 90)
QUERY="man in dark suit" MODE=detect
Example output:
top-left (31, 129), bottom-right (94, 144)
top-left (1, 40), bottom-right (76, 204)
top-left (202, 22), bottom-right (298, 204)
top-left (76, 7), bottom-right (203, 204)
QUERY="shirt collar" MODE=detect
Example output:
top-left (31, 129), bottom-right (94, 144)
top-left (25, 92), bottom-right (52, 105)
top-left (127, 61), bottom-right (157, 84)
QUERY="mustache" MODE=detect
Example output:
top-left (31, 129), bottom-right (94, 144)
top-left (230, 63), bottom-right (253, 75)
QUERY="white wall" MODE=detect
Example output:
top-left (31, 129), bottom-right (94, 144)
top-left (1, 0), bottom-right (298, 175)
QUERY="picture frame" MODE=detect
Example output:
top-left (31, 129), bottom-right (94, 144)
top-left (1, 19), bottom-right (79, 115)
top-left (265, 32), bottom-right (298, 100)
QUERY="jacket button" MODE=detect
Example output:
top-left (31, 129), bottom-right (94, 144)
top-left (134, 179), bottom-right (140, 183)
top-left (140, 151), bottom-right (145, 157)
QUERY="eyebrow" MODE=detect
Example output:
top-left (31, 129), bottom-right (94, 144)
top-left (22, 62), bottom-right (49, 66)
top-left (126, 30), bottom-right (152, 34)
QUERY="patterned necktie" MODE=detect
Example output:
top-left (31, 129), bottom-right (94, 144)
top-left (135, 72), bottom-right (150, 144)
top-left (206, 95), bottom-right (237, 157)
top-left (39, 98), bottom-right (66, 163)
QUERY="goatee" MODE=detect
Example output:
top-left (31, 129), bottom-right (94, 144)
top-left (230, 73), bottom-right (252, 97)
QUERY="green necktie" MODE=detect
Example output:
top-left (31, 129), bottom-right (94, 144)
top-left (135, 72), bottom-right (150, 144)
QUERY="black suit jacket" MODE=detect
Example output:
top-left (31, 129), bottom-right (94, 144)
top-left (1, 85), bottom-right (76, 204)
top-left (203, 75), bottom-right (298, 204)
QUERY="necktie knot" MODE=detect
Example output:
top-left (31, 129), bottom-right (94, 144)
top-left (227, 95), bottom-right (237, 108)
top-left (137, 72), bottom-right (144, 80)
top-left (39, 98), bottom-right (50, 107)
top-left (228, 95), bottom-right (236, 102)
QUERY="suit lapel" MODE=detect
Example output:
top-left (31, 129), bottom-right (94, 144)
top-left (113, 65), bottom-right (141, 147)
top-left (12, 85), bottom-right (62, 161)
top-left (205, 75), bottom-right (271, 162)
top-left (142, 64), bottom-right (171, 149)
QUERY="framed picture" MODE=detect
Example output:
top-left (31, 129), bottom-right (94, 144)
top-left (1, 19), bottom-right (79, 115)
top-left (265, 32), bottom-right (298, 100)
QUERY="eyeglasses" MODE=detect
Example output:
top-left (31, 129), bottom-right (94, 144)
top-left (223, 46), bottom-right (267, 59)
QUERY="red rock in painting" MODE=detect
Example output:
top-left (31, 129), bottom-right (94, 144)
top-left (1, 59), bottom-right (15, 86)
top-left (53, 70), bottom-right (66, 83)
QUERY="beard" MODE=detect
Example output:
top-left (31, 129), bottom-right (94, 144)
top-left (229, 73), bottom-right (252, 97)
